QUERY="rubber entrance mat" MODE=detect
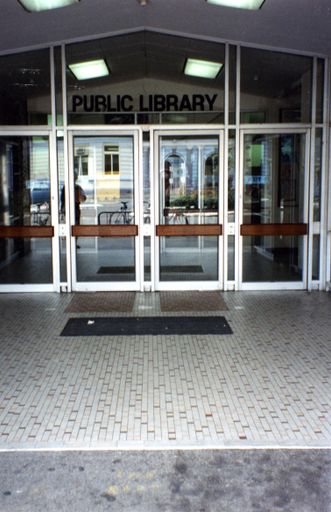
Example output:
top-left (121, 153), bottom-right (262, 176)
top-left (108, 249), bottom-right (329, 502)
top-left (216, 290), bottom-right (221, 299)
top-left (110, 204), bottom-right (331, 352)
top-left (160, 291), bottom-right (228, 312)
top-left (65, 292), bottom-right (135, 313)
top-left (61, 316), bottom-right (232, 336)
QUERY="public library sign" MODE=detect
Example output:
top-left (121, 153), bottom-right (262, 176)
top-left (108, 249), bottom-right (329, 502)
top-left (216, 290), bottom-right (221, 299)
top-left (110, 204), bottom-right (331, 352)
top-left (71, 94), bottom-right (219, 113)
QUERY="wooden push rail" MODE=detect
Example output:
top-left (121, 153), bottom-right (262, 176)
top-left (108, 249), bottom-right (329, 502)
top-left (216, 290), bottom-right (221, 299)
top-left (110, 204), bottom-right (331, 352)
top-left (240, 223), bottom-right (308, 236)
top-left (72, 224), bottom-right (138, 237)
top-left (0, 226), bottom-right (54, 238)
top-left (156, 224), bottom-right (223, 237)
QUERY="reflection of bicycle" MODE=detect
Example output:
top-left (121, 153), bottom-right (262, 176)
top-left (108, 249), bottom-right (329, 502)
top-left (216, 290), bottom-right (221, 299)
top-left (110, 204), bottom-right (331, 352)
top-left (165, 208), bottom-right (189, 225)
top-left (112, 201), bottom-right (133, 224)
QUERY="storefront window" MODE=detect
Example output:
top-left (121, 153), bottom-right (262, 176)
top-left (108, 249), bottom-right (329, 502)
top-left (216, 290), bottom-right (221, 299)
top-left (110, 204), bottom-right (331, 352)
top-left (0, 49), bottom-right (51, 126)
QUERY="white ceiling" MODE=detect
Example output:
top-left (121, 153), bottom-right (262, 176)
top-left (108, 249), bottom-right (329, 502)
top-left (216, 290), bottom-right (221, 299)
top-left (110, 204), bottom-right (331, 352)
top-left (1, 0), bottom-right (331, 57)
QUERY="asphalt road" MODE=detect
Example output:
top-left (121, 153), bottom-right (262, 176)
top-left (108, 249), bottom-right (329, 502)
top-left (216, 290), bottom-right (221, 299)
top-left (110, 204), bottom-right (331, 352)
top-left (0, 449), bottom-right (330, 511)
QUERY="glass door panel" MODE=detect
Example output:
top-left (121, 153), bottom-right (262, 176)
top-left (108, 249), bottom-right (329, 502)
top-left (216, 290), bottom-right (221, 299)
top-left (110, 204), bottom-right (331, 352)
top-left (241, 131), bottom-right (308, 288)
top-left (155, 132), bottom-right (222, 288)
top-left (70, 133), bottom-right (140, 290)
top-left (0, 135), bottom-right (53, 288)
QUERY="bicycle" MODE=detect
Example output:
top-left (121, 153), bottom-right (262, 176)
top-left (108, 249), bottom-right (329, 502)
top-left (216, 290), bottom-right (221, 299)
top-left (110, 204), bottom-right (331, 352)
top-left (112, 201), bottom-right (133, 224)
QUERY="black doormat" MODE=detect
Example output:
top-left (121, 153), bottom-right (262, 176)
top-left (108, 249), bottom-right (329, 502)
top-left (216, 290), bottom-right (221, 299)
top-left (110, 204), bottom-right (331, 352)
top-left (97, 265), bottom-right (203, 274)
top-left (61, 316), bottom-right (232, 336)
top-left (97, 266), bottom-right (135, 274)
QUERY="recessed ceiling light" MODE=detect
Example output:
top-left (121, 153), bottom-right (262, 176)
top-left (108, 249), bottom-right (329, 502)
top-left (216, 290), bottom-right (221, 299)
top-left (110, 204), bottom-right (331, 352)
top-left (206, 0), bottom-right (265, 9)
top-left (69, 59), bottom-right (109, 80)
top-left (184, 58), bottom-right (223, 79)
top-left (18, 0), bottom-right (79, 12)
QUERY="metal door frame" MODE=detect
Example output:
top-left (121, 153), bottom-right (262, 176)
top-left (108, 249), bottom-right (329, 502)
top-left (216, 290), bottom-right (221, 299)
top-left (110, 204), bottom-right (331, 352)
top-left (238, 127), bottom-right (311, 291)
top-left (151, 127), bottom-right (225, 291)
top-left (67, 127), bottom-right (143, 292)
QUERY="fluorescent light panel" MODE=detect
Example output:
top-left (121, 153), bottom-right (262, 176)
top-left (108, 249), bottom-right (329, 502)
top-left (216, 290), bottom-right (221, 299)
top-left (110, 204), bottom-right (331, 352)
top-left (184, 58), bottom-right (223, 79)
top-left (69, 59), bottom-right (109, 80)
top-left (18, 0), bottom-right (79, 12)
top-left (206, 0), bottom-right (265, 9)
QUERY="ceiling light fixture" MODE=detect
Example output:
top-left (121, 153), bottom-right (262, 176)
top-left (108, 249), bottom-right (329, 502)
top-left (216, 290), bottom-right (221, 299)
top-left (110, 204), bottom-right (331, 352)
top-left (137, 0), bottom-right (149, 5)
top-left (18, 0), bottom-right (79, 12)
top-left (206, 0), bottom-right (265, 9)
top-left (69, 59), bottom-right (109, 80)
top-left (184, 58), bottom-right (223, 79)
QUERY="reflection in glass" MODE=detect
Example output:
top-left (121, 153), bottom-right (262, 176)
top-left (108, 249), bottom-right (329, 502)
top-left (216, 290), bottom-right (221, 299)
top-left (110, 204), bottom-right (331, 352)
top-left (0, 238), bottom-right (52, 284)
top-left (159, 135), bottom-right (219, 226)
top-left (76, 237), bottom-right (135, 282)
top-left (159, 236), bottom-right (218, 281)
top-left (243, 133), bottom-right (305, 225)
top-left (71, 136), bottom-right (134, 226)
top-left (241, 47), bottom-right (312, 124)
top-left (243, 236), bottom-right (303, 282)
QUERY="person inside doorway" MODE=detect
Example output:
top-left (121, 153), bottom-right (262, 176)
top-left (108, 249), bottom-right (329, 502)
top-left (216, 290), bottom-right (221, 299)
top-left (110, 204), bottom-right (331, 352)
top-left (60, 175), bottom-right (86, 225)
top-left (60, 176), bottom-right (86, 249)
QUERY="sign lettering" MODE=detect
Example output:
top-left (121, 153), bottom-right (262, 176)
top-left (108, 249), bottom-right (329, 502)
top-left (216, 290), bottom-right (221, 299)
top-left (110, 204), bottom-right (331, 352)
top-left (71, 94), bottom-right (219, 113)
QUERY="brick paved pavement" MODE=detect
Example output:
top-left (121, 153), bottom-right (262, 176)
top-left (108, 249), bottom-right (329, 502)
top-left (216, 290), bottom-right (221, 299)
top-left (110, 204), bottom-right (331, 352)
top-left (0, 291), bottom-right (330, 450)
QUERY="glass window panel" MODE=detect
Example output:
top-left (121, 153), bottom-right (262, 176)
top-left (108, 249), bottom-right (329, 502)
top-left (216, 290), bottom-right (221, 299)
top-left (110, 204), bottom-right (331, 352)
top-left (159, 135), bottom-right (219, 225)
top-left (54, 46), bottom-right (63, 126)
top-left (243, 133), bottom-right (306, 224)
top-left (229, 45), bottom-right (237, 124)
top-left (0, 136), bottom-right (50, 227)
top-left (0, 49), bottom-right (51, 126)
top-left (312, 234), bottom-right (320, 280)
top-left (228, 129), bottom-right (236, 221)
top-left (143, 133), bottom-right (150, 224)
top-left (76, 237), bottom-right (135, 282)
top-left (66, 32), bottom-right (225, 125)
top-left (0, 238), bottom-right (52, 284)
top-left (60, 237), bottom-right (67, 283)
top-left (144, 236), bottom-right (151, 281)
top-left (57, 136), bottom-right (65, 223)
top-left (314, 128), bottom-right (322, 222)
top-left (241, 47), bottom-right (313, 124)
top-left (159, 236), bottom-right (218, 281)
top-left (227, 235), bottom-right (235, 281)
top-left (316, 59), bottom-right (325, 124)
top-left (242, 235), bottom-right (303, 282)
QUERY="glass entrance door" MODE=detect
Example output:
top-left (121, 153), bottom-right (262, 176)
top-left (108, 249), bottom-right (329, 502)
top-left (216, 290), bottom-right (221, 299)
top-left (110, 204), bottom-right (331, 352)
top-left (154, 130), bottom-right (223, 290)
top-left (240, 130), bottom-right (309, 289)
top-left (68, 131), bottom-right (141, 291)
top-left (0, 134), bottom-right (54, 291)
